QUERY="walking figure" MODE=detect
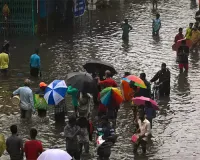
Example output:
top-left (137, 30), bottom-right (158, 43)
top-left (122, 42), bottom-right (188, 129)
top-left (152, 0), bottom-right (158, 9)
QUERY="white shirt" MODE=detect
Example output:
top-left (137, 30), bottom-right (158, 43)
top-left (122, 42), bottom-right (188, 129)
top-left (138, 118), bottom-right (151, 141)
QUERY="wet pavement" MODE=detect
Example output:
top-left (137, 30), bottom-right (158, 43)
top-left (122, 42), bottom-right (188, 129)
top-left (0, 0), bottom-right (200, 159)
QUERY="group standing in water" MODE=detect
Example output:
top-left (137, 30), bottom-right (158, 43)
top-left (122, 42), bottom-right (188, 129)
top-left (173, 20), bottom-right (200, 73)
top-left (3, 3), bottom-right (200, 159)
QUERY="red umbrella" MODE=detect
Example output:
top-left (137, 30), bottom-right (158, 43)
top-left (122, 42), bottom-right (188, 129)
top-left (132, 96), bottom-right (159, 110)
top-left (172, 39), bottom-right (192, 51)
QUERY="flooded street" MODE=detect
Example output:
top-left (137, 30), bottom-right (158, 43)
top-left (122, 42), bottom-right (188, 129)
top-left (1, 0), bottom-right (200, 159)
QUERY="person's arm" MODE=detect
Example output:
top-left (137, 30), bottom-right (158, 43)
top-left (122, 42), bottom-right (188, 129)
top-left (7, 55), bottom-right (9, 66)
top-left (30, 56), bottom-right (32, 68)
top-left (159, 21), bottom-right (161, 29)
top-left (185, 29), bottom-right (188, 37)
top-left (24, 142), bottom-right (27, 158)
top-left (20, 138), bottom-right (24, 159)
top-left (145, 122), bottom-right (151, 137)
top-left (67, 86), bottom-right (77, 95)
top-left (129, 24), bottom-right (133, 30)
top-left (99, 79), bottom-right (106, 85)
top-left (39, 141), bottom-right (43, 154)
top-left (174, 35), bottom-right (177, 43)
top-left (113, 81), bottom-right (118, 87)
top-left (13, 88), bottom-right (20, 96)
top-left (6, 139), bottom-right (10, 154)
top-left (38, 57), bottom-right (41, 69)
top-left (150, 71), bottom-right (160, 83)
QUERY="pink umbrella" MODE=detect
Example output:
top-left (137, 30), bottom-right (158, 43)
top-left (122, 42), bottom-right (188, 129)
top-left (132, 96), bottom-right (159, 110)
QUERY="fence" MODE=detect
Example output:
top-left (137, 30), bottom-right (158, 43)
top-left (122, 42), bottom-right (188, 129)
top-left (0, 0), bottom-right (34, 36)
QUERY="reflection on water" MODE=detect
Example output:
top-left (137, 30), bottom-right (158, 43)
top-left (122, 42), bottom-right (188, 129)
top-left (1, 0), bottom-right (200, 159)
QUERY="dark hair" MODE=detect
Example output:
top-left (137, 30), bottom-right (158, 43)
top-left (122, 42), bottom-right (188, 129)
top-left (124, 72), bottom-right (131, 77)
top-left (181, 40), bottom-right (186, 45)
top-left (179, 28), bottom-right (183, 32)
top-left (156, 13), bottom-right (160, 18)
top-left (189, 23), bottom-right (193, 26)
top-left (10, 125), bottom-right (17, 134)
top-left (30, 128), bottom-right (37, 139)
top-left (162, 63), bottom-right (166, 67)
top-left (69, 115), bottom-right (76, 125)
top-left (140, 73), bottom-right (146, 79)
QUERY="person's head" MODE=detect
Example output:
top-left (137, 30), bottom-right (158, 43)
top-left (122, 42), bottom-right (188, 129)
top-left (10, 125), bottom-right (17, 134)
top-left (145, 101), bottom-right (152, 107)
top-left (161, 63), bottom-right (166, 71)
top-left (68, 115), bottom-right (76, 127)
top-left (156, 13), bottom-right (160, 19)
top-left (139, 112), bottom-right (145, 122)
top-left (39, 82), bottom-right (47, 90)
top-left (24, 79), bottom-right (31, 87)
top-left (30, 128), bottom-right (37, 139)
top-left (194, 22), bottom-right (199, 29)
top-left (189, 23), bottom-right (193, 28)
top-left (129, 81), bottom-right (137, 90)
top-left (35, 48), bottom-right (39, 55)
top-left (105, 70), bottom-right (111, 78)
top-left (124, 72), bottom-right (131, 77)
top-left (140, 73), bottom-right (146, 81)
top-left (181, 40), bottom-right (186, 46)
top-left (101, 115), bottom-right (109, 125)
top-left (124, 19), bottom-right (128, 24)
top-left (178, 28), bottom-right (183, 34)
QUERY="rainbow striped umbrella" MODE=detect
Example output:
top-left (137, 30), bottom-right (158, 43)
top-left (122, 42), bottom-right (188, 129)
top-left (100, 87), bottom-right (123, 107)
top-left (122, 75), bottom-right (147, 89)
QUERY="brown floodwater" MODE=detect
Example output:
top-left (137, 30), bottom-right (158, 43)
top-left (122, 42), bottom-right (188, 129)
top-left (0, 0), bottom-right (200, 159)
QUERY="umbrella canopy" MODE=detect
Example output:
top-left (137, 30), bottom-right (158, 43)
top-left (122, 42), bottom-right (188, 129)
top-left (132, 96), bottom-right (159, 110)
top-left (83, 59), bottom-right (117, 76)
top-left (122, 75), bottom-right (147, 89)
top-left (37, 149), bottom-right (72, 160)
top-left (175, 39), bottom-right (192, 51)
top-left (100, 87), bottom-right (123, 107)
top-left (44, 80), bottom-right (67, 105)
top-left (67, 72), bottom-right (98, 94)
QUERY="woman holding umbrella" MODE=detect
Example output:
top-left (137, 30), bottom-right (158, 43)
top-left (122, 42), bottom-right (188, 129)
top-left (44, 80), bottom-right (68, 123)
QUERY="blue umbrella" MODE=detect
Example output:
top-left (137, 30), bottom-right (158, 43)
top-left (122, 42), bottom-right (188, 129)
top-left (44, 80), bottom-right (68, 105)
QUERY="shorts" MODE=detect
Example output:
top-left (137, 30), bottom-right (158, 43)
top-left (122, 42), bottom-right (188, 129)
top-left (30, 67), bottom-right (39, 77)
top-left (0, 68), bottom-right (8, 76)
top-left (179, 63), bottom-right (188, 70)
top-left (21, 109), bottom-right (32, 119)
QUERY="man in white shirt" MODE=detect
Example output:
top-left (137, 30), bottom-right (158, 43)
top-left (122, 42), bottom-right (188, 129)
top-left (133, 113), bottom-right (151, 154)
top-left (12, 79), bottom-right (34, 119)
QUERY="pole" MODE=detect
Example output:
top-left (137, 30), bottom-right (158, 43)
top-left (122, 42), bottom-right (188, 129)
top-left (46, 0), bottom-right (49, 34)
top-left (32, 0), bottom-right (35, 35)
top-left (90, 0), bottom-right (93, 37)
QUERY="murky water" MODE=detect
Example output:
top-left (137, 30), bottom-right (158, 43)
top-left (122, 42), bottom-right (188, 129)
top-left (1, 0), bottom-right (200, 159)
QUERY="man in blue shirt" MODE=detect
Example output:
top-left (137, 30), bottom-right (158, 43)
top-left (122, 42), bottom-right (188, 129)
top-left (30, 49), bottom-right (40, 77)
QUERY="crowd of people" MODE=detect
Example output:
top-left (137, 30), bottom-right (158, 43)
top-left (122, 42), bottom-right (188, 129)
top-left (0, 7), bottom-right (196, 160)
top-left (173, 19), bottom-right (200, 73)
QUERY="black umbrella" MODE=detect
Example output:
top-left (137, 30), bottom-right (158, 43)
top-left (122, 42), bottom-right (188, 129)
top-left (66, 72), bottom-right (98, 94)
top-left (83, 59), bottom-right (117, 76)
